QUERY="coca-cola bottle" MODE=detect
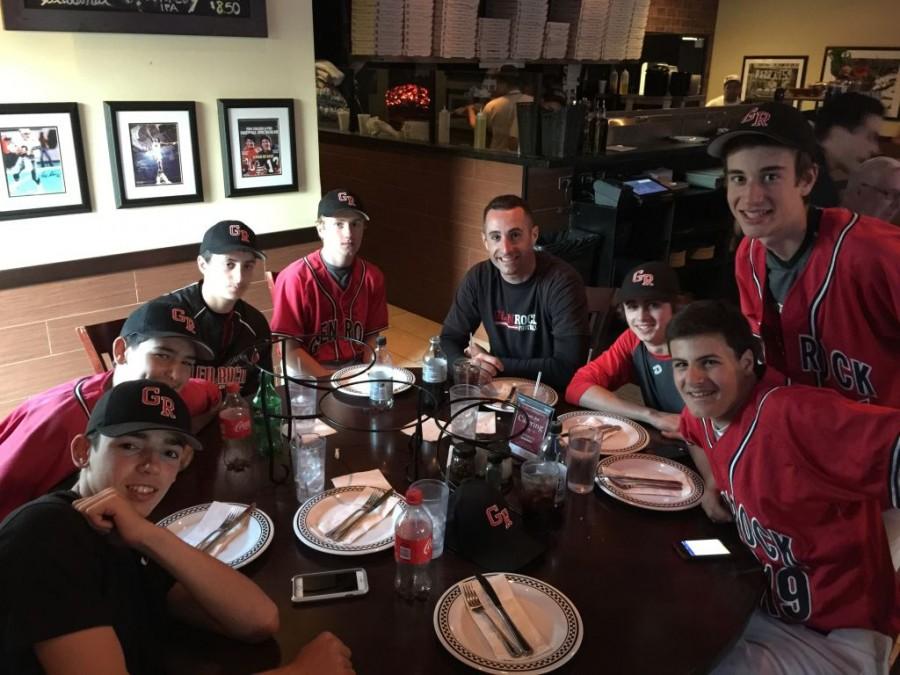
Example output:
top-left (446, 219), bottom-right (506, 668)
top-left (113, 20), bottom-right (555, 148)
top-left (394, 487), bottom-right (433, 600)
top-left (219, 382), bottom-right (253, 471)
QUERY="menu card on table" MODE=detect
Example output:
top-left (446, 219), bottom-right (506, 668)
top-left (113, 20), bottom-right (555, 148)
top-left (509, 393), bottom-right (554, 460)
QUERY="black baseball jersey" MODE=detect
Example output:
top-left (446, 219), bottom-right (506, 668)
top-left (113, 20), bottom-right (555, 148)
top-left (161, 281), bottom-right (271, 396)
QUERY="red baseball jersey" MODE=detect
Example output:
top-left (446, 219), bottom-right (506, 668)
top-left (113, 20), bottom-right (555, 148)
top-left (270, 250), bottom-right (388, 363)
top-left (680, 370), bottom-right (900, 636)
top-left (736, 207), bottom-right (900, 407)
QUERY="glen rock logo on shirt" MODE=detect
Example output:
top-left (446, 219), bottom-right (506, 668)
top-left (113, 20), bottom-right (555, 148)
top-left (493, 310), bottom-right (537, 332)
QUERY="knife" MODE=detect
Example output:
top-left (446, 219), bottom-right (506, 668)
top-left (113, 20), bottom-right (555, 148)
top-left (333, 489), bottom-right (395, 541)
top-left (474, 573), bottom-right (534, 656)
top-left (198, 503), bottom-right (255, 553)
top-left (600, 473), bottom-right (683, 490)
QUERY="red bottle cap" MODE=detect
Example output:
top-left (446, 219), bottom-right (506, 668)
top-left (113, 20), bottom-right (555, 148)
top-left (226, 382), bottom-right (240, 394)
top-left (405, 487), bottom-right (423, 505)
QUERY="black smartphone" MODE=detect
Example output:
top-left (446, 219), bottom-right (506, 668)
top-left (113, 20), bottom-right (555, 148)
top-left (675, 538), bottom-right (733, 560)
top-left (291, 568), bottom-right (368, 603)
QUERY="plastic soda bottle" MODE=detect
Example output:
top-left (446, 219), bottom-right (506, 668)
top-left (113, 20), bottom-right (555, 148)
top-left (394, 487), bottom-right (433, 600)
top-left (219, 382), bottom-right (253, 471)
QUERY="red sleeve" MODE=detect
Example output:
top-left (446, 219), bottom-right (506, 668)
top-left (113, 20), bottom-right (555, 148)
top-left (734, 237), bottom-right (763, 338)
top-left (270, 262), bottom-right (308, 339)
top-left (178, 378), bottom-right (221, 416)
top-left (678, 408), bottom-right (710, 450)
top-left (564, 330), bottom-right (638, 405)
top-left (363, 264), bottom-right (388, 336)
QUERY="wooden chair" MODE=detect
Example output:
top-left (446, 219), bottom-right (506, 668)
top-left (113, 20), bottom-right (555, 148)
top-left (75, 317), bottom-right (127, 374)
top-left (584, 286), bottom-right (616, 363)
top-left (265, 269), bottom-right (278, 302)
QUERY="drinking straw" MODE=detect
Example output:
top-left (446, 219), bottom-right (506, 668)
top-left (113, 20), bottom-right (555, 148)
top-left (533, 371), bottom-right (542, 396)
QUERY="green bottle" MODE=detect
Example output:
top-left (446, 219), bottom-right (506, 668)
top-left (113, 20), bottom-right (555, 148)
top-left (252, 372), bottom-right (285, 457)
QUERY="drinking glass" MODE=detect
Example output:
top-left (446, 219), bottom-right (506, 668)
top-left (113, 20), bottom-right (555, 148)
top-left (410, 479), bottom-right (450, 558)
top-left (336, 109), bottom-right (350, 131)
top-left (449, 384), bottom-right (480, 440)
top-left (291, 433), bottom-right (326, 503)
top-left (565, 425), bottom-right (601, 494)
top-left (357, 113), bottom-right (371, 135)
top-left (520, 460), bottom-right (559, 519)
top-left (452, 357), bottom-right (493, 386)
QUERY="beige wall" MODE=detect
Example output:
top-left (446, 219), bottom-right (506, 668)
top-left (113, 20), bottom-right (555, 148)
top-left (709, 0), bottom-right (899, 137)
top-left (0, 0), bottom-right (320, 271)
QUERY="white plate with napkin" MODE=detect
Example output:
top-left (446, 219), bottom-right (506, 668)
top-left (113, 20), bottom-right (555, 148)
top-left (157, 501), bottom-right (273, 569)
top-left (433, 573), bottom-right (583, 674)
top-left (293, 469), bottom-right (405, 555)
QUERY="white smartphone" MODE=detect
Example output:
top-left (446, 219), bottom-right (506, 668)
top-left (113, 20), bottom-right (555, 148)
top-left (675, 538), bottom-right (732, 560)
top-left (291, 568), bottom-right (368, 603)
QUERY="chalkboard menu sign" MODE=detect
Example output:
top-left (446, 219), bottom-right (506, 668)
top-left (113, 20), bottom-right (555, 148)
top-left (2, 0), bottom-right (267, 37)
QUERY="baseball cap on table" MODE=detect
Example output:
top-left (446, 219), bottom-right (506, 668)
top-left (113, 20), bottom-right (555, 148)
top-left (120, 300), bottom-right (215, 360)
top-left (723, 73), bottom-right (741, 85)
top-left (86, 379), bottom-right (202, 450)
top-left (614, 261), bottom-right (680, 304)
top-left (444, 480), bottom-right (546, 572)
top-left (707, 101), bottom-right (818, 159)
top-left (200, 220), bottom-right (266, 260)
top-left (318, 188), bottom-right (370, 220)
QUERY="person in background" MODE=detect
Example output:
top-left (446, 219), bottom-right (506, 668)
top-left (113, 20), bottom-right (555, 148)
top-left (706, 74), bottom-right (742, 107)
top-left (843, 155), bottom-right (900, 225)
top-left (565, 262), bottom-right (683, 436)
top-left (708, 101), bottom-right (900, 408)
top-left (162, 220), bottom-right (272, 398)
top-left (466, 67), bottom-right (534, 152)
top-left (669, 301), bottom-right (898, 675)
top-left (0, 379), bottom-right (354, 675)
top-left (810, 91), bottom-right (885, 206)
top-left (0, 300), bottom-right (221, 521)
top-left (271, 189), bottom-right (387, 379)
top-left (440, 195), bottom-right (589, 394)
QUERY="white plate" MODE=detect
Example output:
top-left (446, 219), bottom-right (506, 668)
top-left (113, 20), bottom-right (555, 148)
top-left (330, 364), bottom-right (415, 396)
top-left (670, 135), bottom-right (706, 143)
top-left (434, 573), bottom-right (583, 674)
top-left (481, 378), bottom-right (558, 412)
top-left (293, 486), bottom-right (406, 556)
top-left (157, 503), bottom-right (273, 569)
top-left (557, 410), bottom-right (650, 455)
top-left (595, 454), bottom-right (704, 511)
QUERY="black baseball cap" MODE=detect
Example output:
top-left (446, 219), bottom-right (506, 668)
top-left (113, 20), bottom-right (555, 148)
top-left (200, 220), bottom-right (266, 260)
top-left (120, 300), bottom-right (215, 360)
top-left (707, 102), bottom-right (818, 159)
top-left (86, 379), bottom-right (202, 450)
top-left (317, 188), bottom-right (370, 220)
top-left (445, 480), bottom-right (546, 571)
top-left (614, 261), bottom-right (680, 304)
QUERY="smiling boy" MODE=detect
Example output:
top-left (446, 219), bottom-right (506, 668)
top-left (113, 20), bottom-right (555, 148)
top-left (669, 301), bottom-right (899, 674)
top-left (709, 101), bottom-right (900, 407)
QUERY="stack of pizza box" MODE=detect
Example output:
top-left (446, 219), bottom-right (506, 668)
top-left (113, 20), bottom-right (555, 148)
top-left (542, 21), bottom-right (570, 59)
top-left (432, 0), bottom-right (479, 58)
top-left (352, 0), bottom-right (378, 55)
top-left (375, 0), bottom-right (405, 55)
top-left (404, 0), bottom-right (435, 56)
top-left (477, 18), bottom-right (511, 60)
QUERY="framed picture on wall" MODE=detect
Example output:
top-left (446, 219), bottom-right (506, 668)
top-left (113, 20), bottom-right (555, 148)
top-left (821, 47), bottom-right (900, 120)
top-left (740, 56), bottom-right (808, 101)
top-left (0, 102), bottom-right (91, 221)
top-left (104, 101), bottom-right (203, 209)
top-left (218, 98), bottom-right (298, 198)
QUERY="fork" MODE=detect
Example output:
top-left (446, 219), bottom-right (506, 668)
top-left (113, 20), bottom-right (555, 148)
top-left (195, 504), bottom-right (244, 551)
top-left (323, 489), bottom-right (384, 539)
top-left (462, 583), bottom-right (523, 658)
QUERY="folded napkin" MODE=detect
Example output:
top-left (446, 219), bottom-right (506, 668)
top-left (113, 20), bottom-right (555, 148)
top-left (400, 412), bottom-right (496, 442)
top-left (178, 501), bottom-right (237, 547)
top-left (315, 486), bottom-right (401, 544)
top-left (331, 468), bottom-right (393, 491)
top-left (465, 574), bottom-right (550, 659)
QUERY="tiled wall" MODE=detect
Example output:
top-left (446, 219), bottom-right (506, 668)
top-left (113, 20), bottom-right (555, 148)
top-left (0, 241), bottom-right (319, 418)
top-left (646, 0), bottom-right (719, 35)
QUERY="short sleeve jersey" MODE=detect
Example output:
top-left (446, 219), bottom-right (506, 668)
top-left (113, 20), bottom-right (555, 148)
top-left (679, 371), bottom-right (900, 635)
top-left (0, 492), bottom-right (175, 675)
top-left (269, 250), bottom-right (388, 364)
top-left (565, 329), bottom-right (683, 413)
top-left (162, 282), bottom-right (272, 397)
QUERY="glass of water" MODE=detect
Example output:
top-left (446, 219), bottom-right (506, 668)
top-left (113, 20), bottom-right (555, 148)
top-left (565, 425), bottom-right (601, 494)
top-left (449, 384), bottom-right (480, 440)
top-left (410, 479), bottom-right (450, 558)
top-left (291, 433), bottom-right (326, 503)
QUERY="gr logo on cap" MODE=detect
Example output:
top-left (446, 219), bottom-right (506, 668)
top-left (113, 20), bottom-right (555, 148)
top-left (119, 300), bottom-right (214, 360)
top-left (86, 379), bottom-right (202, 450)
top-left (614, 261), bottom-right (681, 305)
top-left (200, 220), bottom-right (266, 260)
top-left (317, 188), bottom-right (370, 221)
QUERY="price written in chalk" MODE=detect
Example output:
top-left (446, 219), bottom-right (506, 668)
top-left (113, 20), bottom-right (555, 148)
top-left (210, 0), bottom-right (241, 15)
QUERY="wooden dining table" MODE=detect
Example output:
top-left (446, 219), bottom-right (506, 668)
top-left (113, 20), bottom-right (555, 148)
top-left (156, 370), bottom-right (764, 674)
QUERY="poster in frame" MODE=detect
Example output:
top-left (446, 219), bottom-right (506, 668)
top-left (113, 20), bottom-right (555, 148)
top-left (740, 56), bottom-right (808, 101)
top-left (104, 101), bottom-right (203, 209)
top-left (1, 0), bottom-right (267, 38)
top-left (0, 102), bottom-right (91, 221)
top-left (821, 46), bottom-right (900, 120)
top-left (218, 98), bottom-right (298, 198)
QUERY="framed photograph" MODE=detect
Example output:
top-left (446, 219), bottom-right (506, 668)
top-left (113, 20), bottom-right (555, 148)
top-left (0, 102), bottom-right (91, 221)
top-left (218, 98), bottom-right (298, 198)
top-left (741, 56), bottom-right (808, 101)
top-left (104, 101), bottom-right (203, 209)
top-left (821, 46), bottom-right (900, 120)
top-left (1, 0), bottom-right (267, 37)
